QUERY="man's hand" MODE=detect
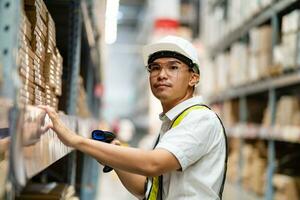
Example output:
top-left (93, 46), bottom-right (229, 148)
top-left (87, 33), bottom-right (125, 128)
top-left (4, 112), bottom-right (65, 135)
top-left (22, 108), bottom-right (49, 146)
top-left (111, 139), bottom-right (121, 146)
top-left (38, 105), bottom-right (80, 147)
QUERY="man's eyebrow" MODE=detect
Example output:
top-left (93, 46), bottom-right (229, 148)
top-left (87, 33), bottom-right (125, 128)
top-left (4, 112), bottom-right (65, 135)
top-left (168, 60), bottom-right (182, 64)
top-left (151, 60), bottom-right (182, 65)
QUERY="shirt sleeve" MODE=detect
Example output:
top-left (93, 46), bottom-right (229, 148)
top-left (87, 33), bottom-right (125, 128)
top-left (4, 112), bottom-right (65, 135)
top-left (155, 109), bottom-right (222, 171)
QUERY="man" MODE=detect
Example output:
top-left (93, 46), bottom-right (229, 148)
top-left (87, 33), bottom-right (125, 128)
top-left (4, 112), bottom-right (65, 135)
top-left (40, 35), bottom-right (227, 200)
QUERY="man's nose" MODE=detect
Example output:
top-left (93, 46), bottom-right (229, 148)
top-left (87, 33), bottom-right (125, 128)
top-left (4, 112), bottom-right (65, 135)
top-left (158, 67), bottom-right (168, 78)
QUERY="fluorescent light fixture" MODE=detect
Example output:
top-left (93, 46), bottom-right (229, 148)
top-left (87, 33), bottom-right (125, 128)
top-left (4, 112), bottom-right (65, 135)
top-left (105, 0), bottom-right (120, 44)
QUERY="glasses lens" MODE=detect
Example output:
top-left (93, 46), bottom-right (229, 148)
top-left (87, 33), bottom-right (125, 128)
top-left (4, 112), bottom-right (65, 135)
top-left (147, 62), bottom-right (189, 77)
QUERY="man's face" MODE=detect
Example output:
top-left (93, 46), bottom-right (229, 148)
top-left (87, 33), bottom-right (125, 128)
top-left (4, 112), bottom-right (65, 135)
top-left (148, 57), bottom-right (199, 104)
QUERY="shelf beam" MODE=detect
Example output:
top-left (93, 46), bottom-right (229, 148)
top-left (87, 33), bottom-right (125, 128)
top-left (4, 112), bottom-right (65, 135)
top-left (67, 0), bottom-right (82, 115)
top-left (265, 88), bottom-right (277, 200)
top-left (207, 71), bottom-right (300, 104)
top-left (0, 0), bottom-right (20, 99)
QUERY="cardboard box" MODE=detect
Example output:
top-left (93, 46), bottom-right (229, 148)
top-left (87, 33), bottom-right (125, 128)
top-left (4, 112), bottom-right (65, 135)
top-left (54, 87), bottom-right (61, 96)
top-left (251, 158), bottom-right (266, 195)
top-left (19, 56), bottom-right (34, 68)
top-left (20, 23), bottom-right (32, 41)
top-left (20, 12), bottom-right (32, 39)
top-left (19, 96), bottom-right (34, 105)
top-left (222, 100), bottom-right (239, 126)
top-left (216, 53), bottom-right (229, 91)
top-left (19, 59), bottom-right (34, 69)
top-left (20, 46), bottom-right (35, 60)
top-left (279, 32), bottom-right (300, 68)
top-left (32, 26), bottom-right (46, 43)
top-left (250, 26), bottom-right (272, 53)
top-left (258, 52), bottom-right (272, 78)
top-left (282, 10), bottom-right (300, 34)
top-left (275, 96), bottom-right (300, 126)
top-left (19, 76), bottom-right (34, 86)
top-left (31, 37), bottom-right (45, 51)
top-left (25, 2), bottom-right (47, 25)
top-left (259, 26), bottom-right (273, 51)
top-left (34, 49), bottom-right (46, 61)
top-left (291, 111), bottom-right (300, 126)
top-left (22, 84), bottom-right (35, 94)
top-left (19, 89), bottom-right (34, 100)
top-left (34, 78), bottom-right (44, 89)
top-left (26, 10), bottom-right (47, 34)
top-left (19, 66), bottom-right (34, 78)
top-left (273, 174), bottom-right (300, 200)
top-left (249, 54), bottom-right (260, 81)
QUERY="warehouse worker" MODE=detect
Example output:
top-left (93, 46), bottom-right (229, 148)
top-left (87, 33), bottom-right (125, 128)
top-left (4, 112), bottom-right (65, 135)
top-left (39, 35), bottom-right (228, 200)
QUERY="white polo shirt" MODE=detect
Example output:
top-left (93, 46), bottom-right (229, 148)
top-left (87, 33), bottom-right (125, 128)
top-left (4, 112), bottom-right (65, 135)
top-left (147, 96), bottom-right (226, 200)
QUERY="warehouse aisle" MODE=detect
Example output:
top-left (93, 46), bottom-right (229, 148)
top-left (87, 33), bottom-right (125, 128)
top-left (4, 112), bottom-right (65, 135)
top-left (96, 170), bottom-right (136, 200)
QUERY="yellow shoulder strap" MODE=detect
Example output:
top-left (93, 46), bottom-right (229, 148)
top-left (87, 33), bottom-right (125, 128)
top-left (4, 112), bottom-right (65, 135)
top-left (171, 105), bottom-right (207, 128)
top-left (147, 105), bottom-right (208, 200)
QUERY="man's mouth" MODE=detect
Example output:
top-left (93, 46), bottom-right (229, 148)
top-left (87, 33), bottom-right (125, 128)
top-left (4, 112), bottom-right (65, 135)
top-left (154, 83), bottom-right (171, 88)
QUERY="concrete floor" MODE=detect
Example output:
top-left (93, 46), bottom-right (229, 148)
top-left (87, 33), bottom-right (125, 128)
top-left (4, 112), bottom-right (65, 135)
top-left (96, 172), bottom-right (264, 200)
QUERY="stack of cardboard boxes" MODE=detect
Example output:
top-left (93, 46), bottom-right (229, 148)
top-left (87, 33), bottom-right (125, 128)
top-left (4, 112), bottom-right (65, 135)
top-left (249, 25), bottom-right (273, 81)
top-left (275, 96), bottom-right (300, 127)
top-left (25, 0), bottom-right (47, 109)
top-left (17, 0), bottom-right (63, 110)
top-left (262, 95), bottom-right (300, 141)
top-left (241, 141), bottom-right (267, 196)
top-left (202, 0), bottom-right (274, 48)
top-left (274, 10), bottom-right (300, 72)
top-left (229, 43), bottom-right (249, 87)
top-left (76, 76), bottom-right (91, 118)
top-left (200, 25), bottom-right (274, 95)
top-left (18, 12), bottom-right (35, 105)
top-left (215, 53), bottom-right (229, 92)
top-left (227, 138), bottom-right (240, 183)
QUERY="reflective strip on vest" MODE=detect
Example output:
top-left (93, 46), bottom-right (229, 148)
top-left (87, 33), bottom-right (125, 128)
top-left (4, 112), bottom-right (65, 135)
top-left (147, 176), bottom-right (159, 200)
top-left (146, 105), bottom-right (207, 200)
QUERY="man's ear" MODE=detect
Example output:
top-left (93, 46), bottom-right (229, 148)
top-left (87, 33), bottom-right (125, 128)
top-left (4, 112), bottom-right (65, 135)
top-left (189, 73), bottom-right (200, 87)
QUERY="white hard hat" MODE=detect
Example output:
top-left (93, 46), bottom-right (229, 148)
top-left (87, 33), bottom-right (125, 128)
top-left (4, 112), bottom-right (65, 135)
top-left (142, 35), bottom-right (200, 74)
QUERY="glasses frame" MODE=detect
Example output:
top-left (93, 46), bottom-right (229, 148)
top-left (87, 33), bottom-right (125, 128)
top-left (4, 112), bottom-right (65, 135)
top-left (146, 61), bottom-right (193, 77)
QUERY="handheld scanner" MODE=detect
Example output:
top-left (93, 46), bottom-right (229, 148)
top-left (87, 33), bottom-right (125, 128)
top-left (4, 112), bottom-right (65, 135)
top-left (91, 130), bottom-right (116, 173)
top-left (91, 130), bottom-right (115, 143)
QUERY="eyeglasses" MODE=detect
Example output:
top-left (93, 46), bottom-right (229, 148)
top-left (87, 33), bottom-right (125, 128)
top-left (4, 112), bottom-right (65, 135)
top-left (146, 61), bottom-right (191, 77)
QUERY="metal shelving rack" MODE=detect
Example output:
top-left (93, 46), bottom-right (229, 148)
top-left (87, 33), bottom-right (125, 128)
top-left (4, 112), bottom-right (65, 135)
top-left (0, 0), bottom-right (22, 198)
top-left (0, 0), bottom-right (104, 199)
top-left (206, 0), bottom-right (300, 199)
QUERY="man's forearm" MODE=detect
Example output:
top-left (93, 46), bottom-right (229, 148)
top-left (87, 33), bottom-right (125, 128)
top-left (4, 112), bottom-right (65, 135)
top-left (72, 135), bottom-right (180, 177)
top-left (73, 136), bottom-right (154, 176)
top-left (115, 169), bottom-right (146, 199)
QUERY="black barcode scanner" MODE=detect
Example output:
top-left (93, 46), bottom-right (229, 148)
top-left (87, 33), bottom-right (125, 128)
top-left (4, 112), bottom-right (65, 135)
top-left (91, 130), bottom-right (116, 173)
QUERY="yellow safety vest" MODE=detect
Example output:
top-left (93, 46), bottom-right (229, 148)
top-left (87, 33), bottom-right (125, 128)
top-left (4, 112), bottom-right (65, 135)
top-left (146, 105), bottom-right (209, 200)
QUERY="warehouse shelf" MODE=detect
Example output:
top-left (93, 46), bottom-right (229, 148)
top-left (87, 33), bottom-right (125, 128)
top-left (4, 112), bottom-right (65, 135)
top-left (227, 123), bottom-right (300, 144)
top-left (206, 69), bottom-right (300, 104)
top-left (16, 109), bottom-right (99, 183)
top-left (0, 0), bottom-right (104, 199)
top-left (210, 0), bottom-right (299, 57)
top-left (13, 106), bottom-right (76, 183)
top-left (203, 0), bottom-right (300, 198)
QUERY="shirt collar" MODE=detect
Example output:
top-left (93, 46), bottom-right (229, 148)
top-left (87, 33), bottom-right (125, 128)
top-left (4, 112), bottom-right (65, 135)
top-left (159, 96), bottom-right (205, 121)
